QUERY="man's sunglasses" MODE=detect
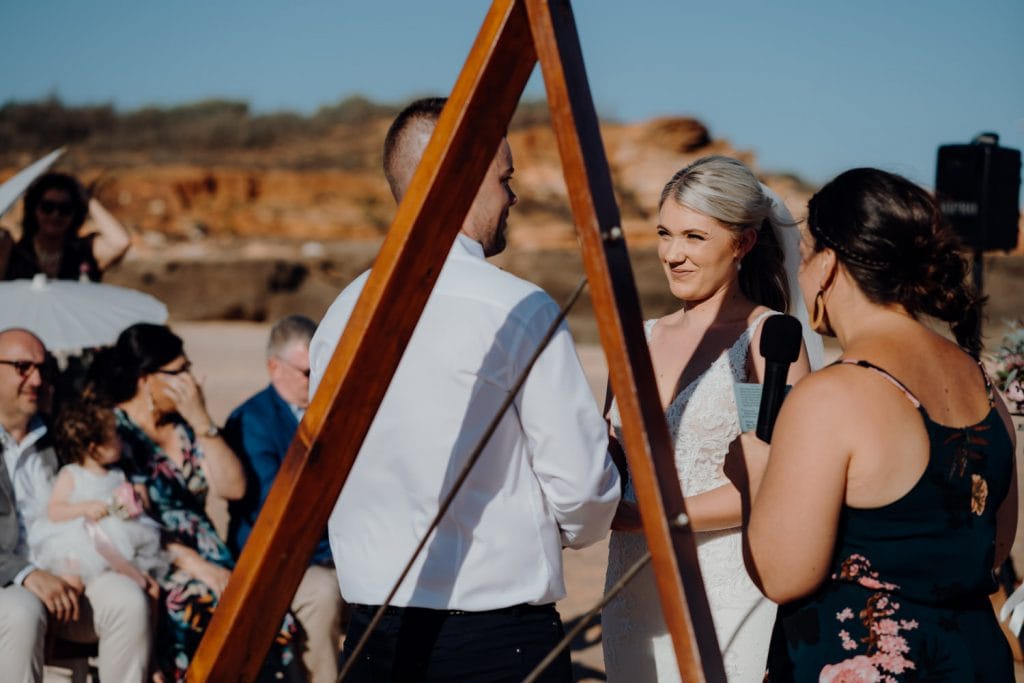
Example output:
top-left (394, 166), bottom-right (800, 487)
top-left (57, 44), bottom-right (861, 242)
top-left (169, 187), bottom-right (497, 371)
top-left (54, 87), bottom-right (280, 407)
top-left (38, 200), bottom-right (76, 217)
top-left (274, 356), bottom-right (311, 378)
top-left (0, 359), bottom-right (53, 379)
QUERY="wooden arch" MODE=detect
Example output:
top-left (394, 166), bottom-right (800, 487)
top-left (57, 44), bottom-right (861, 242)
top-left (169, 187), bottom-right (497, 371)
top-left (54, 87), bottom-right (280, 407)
top-left (189, 1), bottom-right (725, 680)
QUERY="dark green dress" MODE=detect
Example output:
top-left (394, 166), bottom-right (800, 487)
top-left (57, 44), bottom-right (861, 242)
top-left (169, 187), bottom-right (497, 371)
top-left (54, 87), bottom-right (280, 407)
top-left (769, 360), bottom-right (1014, 682)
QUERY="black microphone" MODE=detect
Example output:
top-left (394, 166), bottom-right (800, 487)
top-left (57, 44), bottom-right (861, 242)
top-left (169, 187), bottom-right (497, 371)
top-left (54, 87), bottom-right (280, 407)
top-left (756, 314), bottom-right (803, 442)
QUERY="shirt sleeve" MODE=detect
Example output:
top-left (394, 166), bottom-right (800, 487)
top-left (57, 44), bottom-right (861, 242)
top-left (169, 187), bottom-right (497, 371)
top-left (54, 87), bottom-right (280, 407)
top-left (12, 562), bottom-right (36, 586)
top-left (511, 298), bottom-right (620, 549)
top-left (309, 272), bottom-right (367, 403)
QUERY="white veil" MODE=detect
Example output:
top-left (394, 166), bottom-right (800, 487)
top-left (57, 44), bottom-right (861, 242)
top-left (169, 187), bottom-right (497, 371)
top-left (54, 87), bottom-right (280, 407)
top-left (761, 185), bottom-right (826, 370)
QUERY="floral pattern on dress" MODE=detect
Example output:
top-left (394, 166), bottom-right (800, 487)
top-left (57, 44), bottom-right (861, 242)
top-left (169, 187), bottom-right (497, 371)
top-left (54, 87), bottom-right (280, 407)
top-left (115, 410), bottom-right (299, 682)
top-left (943, 424), bottom-right (989, 480)
top-left (970, 474), bottom-right (988, 516)
top-left (824, 555), bottom-right (919, 682)
top-left (769, 360), bottom-right (1014, 680)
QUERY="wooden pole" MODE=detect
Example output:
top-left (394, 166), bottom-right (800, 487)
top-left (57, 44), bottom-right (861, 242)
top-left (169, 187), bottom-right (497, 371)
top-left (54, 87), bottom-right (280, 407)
top-left (189, 1), bottom-right (724, 680)
top-left (525, 1), bottom-right (724, 679)
top-left (187, 1), bottom-right (535, 679)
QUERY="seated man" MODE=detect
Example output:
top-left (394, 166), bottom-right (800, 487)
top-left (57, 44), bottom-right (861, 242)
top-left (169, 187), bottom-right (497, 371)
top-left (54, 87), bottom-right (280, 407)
top-left (225, 315), bottom-right (343, 683)
top-left (0, 327), bottom-right (151, 683)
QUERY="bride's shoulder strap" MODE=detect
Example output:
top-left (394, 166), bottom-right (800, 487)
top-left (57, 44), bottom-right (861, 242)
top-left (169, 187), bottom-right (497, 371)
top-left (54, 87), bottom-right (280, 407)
top-left (740, 309), bottom-right (779, 349)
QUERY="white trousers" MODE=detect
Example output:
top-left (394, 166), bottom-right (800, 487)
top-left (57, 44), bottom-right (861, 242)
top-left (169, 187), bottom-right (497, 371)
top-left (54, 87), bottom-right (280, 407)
top-left (0, 571), bottom-right (151, 683)
top-left (292, 564), bottom-right (345, 683)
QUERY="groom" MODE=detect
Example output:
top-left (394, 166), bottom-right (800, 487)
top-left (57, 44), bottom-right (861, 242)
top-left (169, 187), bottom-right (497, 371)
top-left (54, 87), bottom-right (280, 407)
top-left (309, 97), bottom-right (620, 681)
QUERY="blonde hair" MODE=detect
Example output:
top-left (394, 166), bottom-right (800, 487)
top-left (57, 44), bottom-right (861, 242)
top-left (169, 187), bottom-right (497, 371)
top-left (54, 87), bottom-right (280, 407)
top-left (660, 156), bottom-right (790, 311)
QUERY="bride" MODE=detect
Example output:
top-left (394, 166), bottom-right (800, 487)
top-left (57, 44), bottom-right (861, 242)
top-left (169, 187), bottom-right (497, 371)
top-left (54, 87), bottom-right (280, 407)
top-left (602, 156), bottom-right (821, 681)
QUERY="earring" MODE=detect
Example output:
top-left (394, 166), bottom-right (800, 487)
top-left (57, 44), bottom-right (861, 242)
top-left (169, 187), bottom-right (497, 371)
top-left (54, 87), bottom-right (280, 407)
top-left (811, 288), bottom-right (832, 335)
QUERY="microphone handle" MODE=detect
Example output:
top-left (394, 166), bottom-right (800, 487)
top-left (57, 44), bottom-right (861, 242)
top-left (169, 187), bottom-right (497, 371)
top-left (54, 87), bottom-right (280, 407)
top-left (756, 360), bottom-right (791, 442)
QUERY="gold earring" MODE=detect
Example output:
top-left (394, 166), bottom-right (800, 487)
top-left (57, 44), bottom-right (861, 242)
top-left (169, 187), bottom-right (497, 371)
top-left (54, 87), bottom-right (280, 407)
top-left (811, 288), bottom-right (832, 335)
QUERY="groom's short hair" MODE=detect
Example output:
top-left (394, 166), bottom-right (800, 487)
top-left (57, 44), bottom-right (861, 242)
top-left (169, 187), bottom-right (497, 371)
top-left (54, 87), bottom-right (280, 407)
top-left (382, 97), bottom-right (448, 202)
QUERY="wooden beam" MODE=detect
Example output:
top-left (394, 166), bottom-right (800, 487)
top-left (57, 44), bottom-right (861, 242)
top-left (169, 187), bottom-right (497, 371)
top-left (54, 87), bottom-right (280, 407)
top-left (187, 1), bottom-right (537, 679)
top-left (524, 0), bottom-right (725, 679)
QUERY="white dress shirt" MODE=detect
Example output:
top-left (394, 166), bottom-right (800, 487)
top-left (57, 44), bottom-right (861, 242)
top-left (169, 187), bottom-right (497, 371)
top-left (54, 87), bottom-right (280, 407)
top-left (2, 416), bottom-right (58, 584)
top-left (310, 233), bottom-right (620, 610)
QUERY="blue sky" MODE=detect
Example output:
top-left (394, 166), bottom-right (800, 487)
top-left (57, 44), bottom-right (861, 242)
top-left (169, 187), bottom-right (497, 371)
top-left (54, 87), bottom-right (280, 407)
top-left (3, 1), bottom-right (1022, 199)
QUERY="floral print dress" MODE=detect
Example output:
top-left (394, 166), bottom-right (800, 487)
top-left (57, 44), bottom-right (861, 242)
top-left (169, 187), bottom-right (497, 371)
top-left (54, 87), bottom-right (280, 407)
top-left (116, 410), bottom-right (300, 682)
top-left (768, 360), bottom-right (1014, 682)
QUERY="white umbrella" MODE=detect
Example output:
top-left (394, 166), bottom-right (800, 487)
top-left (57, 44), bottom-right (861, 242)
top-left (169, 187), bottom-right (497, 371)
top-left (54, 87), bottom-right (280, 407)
top-left (0, 274), bottom-right (168, 351)
top-left (0, 148), bottom-right (65, 216)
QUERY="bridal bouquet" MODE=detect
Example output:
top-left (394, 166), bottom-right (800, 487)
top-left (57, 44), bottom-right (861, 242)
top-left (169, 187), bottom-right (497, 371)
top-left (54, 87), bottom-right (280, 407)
top-left (109, 481), bottom-right (144, 520)
top-left (993, 320), bottom-right (1024, 415)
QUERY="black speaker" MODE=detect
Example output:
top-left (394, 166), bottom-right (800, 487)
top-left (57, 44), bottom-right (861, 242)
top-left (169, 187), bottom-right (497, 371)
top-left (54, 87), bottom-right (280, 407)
top-left (935, 133), bottom-right (1021, 252)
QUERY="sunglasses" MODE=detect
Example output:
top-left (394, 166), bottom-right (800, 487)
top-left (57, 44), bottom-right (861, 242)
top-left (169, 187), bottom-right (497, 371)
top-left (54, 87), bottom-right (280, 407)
top-left (275, 356), bottom-right (311, 378)
top-left (38, 199), bottom-right (76, 217)
top-left (156, 360), bottom-right (192, 376)
top-left (0, 359), bottom-right (53, 379)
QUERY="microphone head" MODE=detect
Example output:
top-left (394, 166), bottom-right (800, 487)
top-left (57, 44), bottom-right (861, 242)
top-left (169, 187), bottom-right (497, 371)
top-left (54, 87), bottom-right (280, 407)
top-left (759, 314), bottom-right (803, 364)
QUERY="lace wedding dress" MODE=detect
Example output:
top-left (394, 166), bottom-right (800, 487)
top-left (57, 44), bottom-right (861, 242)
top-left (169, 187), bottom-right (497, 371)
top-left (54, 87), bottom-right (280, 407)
top-left (602, 314), bottom-right (777, 682)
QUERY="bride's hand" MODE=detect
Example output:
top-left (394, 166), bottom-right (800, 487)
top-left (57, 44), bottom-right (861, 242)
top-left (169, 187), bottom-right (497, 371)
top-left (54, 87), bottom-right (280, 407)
top-left (611, 500), bottom-right (642, 532)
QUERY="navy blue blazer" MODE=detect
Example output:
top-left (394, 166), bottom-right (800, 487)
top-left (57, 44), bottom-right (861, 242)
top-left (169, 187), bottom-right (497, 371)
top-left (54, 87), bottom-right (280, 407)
top-left (224, 385), bottom-right (332, 565)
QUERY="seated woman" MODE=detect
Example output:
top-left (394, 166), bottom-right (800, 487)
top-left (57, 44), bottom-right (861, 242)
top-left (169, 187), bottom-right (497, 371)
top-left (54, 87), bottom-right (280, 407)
top-left (1, 171), bottom-right (131, 281)
top-left (731, 168), bottom-right (1018, 680)
top-left (88, 323), bottom-right (300, 682)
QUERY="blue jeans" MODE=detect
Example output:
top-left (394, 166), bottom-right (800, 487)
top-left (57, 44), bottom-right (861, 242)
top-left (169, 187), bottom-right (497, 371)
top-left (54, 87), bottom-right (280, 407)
top-left (340, 603), bottom-right (572, 682)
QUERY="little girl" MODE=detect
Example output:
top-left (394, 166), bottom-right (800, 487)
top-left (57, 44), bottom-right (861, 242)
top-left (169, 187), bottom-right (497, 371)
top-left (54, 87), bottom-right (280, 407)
top-left (30, 399), bottom-right (166, 597)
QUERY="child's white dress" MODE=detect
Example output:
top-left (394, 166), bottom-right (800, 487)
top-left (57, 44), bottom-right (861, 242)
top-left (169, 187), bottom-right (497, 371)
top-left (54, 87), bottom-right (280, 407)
top-left (29, 464), bottom-right (166, 583)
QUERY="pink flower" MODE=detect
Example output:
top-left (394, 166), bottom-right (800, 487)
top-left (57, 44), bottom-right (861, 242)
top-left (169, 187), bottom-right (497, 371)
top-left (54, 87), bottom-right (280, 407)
top-left (873, 618), bottom-right (899, 636)
top-left (819, 656), bottom-right (881, 683)
top-left (876, 634), bottom-right (910, 657)
top-left (873, 651), bottom-right (915, 675)
top-left (109, 481), bottom-right (144, 520)
top-left (836, 607), bottom-right (855, 622)
top-left (838, 629), bottom-right (857, 651)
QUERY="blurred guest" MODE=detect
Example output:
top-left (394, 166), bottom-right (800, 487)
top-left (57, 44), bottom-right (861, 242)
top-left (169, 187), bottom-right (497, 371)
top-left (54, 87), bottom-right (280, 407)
top-left (0, 328), bottom-right (152, 683)
top-left (730, 168), bottom-right (1018, 680)
top-left (225, 314), bottom-right (343, 683)
top-left (1, 172), bottom-right (131, 282)
top-left (89, 323), bottom-right (301, 682)
top-left (602, 156), bottom-right (813, 682)
top-left (309, 97), bottom-right (620, 682)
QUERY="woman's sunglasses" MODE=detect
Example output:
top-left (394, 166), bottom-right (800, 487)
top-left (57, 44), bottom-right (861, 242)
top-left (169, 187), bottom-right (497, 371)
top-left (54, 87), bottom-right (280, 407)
top-left (38, 199), bottom-right (76, 217)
